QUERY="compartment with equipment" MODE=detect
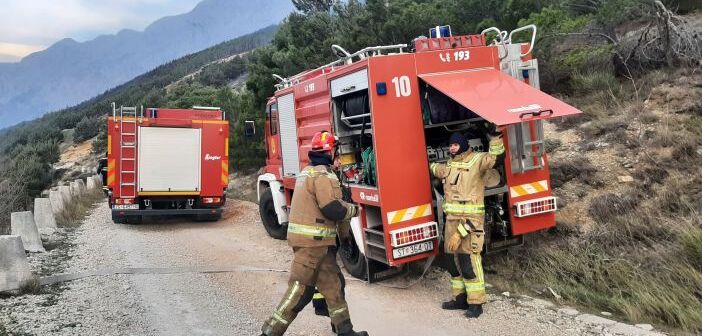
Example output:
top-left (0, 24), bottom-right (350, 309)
top-left (331, 69), bottom-right (376, 188)
top-left (420, 80), bottom-right (480, 125)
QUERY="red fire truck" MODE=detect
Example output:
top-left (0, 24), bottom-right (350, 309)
top-left (256, 25), bottom-right (581, 281)
top-left (107, 104), bottom-right (229, 224)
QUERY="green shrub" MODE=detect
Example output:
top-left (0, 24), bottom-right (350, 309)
top-left (665, 0), bottom-right (702, 12)
top-left (571, 71), bottom-right (620, 96)
top-left (74, 116), bottom-right (101, 142)
top-left (563, 45), bottom-right (615, 73)
top-left (91, 130), bottom-right (107, 155)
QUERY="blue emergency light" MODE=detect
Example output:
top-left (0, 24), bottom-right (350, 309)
top-left (430, 25), bottom-right (452, 38)
top-left (376, 82), bottom-right (387, 96)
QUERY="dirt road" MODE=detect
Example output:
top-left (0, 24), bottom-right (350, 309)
top-left (0, 200), bottom-right (648, 335)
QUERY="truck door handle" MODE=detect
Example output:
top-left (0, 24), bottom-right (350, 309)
top-left (341, 85), bottom-right (356, 93)
top-left (519, 109), bottom-right (553, 120)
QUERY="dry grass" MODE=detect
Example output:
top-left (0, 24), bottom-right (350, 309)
top-left (549, 157), bottom-right (600, 188)
top-left (493, 68), bottom-right (702, 333)
top-left (55, 188), bottom-right (104, 227)
top-left (681, 230), bottom-right (702, 271)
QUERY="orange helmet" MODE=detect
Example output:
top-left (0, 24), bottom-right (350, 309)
top-left (311, 131), bottom-right (336, 152)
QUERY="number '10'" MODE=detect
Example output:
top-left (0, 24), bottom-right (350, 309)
top-left (391, 76), bottom-right (412, 97)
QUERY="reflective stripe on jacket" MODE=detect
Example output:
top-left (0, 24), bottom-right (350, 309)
top-left (430, 137), bottom-right (503, 222)
top-left (287, 165), bottom-right (355, 247)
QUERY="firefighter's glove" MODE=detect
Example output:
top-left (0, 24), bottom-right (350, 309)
top-left (446, 233), bottom-right (463, 252)
top-left (350, 204), bottom-right (359, 218)
top-left (342, 203), bottom-right (359, 220)
top-left (448, 220), bottom-right (472, 251)
top-left (489, 125), bottom-right (505, 139)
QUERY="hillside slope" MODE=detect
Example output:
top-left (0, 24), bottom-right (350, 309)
top-left (492, 67), bottom-right (702, 333)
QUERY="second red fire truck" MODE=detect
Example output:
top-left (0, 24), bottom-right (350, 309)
top-left (107, 105), bottom-right (229, 224)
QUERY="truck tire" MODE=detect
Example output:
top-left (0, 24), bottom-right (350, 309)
top-left (339, 230), bottom-right (367, 280)
top-left (259, 187), bottom-right (287, 240)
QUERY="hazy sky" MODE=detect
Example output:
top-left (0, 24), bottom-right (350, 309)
top-left (0, 0), bottom-right (203, 62)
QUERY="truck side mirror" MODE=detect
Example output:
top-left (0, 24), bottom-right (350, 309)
top-left (244, 120), bottom-right (255, 138)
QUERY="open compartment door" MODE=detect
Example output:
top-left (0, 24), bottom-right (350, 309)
top-left (419, 69), bottom-right (581, 125)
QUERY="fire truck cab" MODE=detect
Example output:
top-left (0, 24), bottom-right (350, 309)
top-left (107, 105), bottom-right (229, 224)
top-left (257, 25), bottom-right (581, 282)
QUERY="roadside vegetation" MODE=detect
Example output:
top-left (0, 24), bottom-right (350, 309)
top-left (55, 187), bottom-right (105, 228)
top-left (0, 0), bottom-right (699, 332)
top-left (492, 67), bottom-right (702, 332)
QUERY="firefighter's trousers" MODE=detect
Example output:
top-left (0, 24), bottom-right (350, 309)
top-left (261, 246), bottom-right (352, 336)
top-left (445, 217), bottom-right (486, 305)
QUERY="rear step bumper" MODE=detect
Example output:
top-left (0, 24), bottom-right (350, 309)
top-left (111, 208), bottom-right (223, 216)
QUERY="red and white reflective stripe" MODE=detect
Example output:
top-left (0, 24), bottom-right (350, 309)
top-left (514, 196), bottom-right (557, 217)
top-left (386, 203), bottom-right (433, 225)
top-left (390, 222), bottom-right (439, 247)
top-left (510, 180), bottom-right (549, 198)
top-left (115, 198), bottom-right (135, 205)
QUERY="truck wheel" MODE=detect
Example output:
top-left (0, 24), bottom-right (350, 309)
top-left (339, 231), bottom-right (368, 280)
top-left (259, 187), bottom-right (287, 240)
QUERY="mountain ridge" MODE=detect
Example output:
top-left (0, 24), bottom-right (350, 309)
top-left (0, 0), bottom-right (293, 128)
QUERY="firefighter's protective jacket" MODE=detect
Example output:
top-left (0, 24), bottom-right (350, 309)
top-left (430, 137), bottom-right (505, 226)
top-left (287, 165), bottom-right (357, 247)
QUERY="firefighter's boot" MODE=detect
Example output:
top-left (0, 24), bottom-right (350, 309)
top-left (464, 304), bottom-right (483, 318)
top-left (312, 290), bottom-right (329, 316)
top-left (441, 293), bottom-right (469, 310)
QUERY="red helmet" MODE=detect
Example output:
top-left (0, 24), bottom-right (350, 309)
top-left (311, 131), bottom-right (336, 152)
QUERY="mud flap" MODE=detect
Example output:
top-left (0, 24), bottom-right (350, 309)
top-left (366, 259), bottom-right (406, 284)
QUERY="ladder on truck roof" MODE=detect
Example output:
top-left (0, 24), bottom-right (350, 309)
top-left (113, 104), bottom-right (141, 199)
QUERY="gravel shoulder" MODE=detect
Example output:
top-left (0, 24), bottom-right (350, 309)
top-left (0, 200), bottom-right (662, 335)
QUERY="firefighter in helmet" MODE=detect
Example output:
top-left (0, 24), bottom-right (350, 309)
top-left (430, 129), bottom-right (505, 318)
top-left (260, 131), bottom-right (369, 336)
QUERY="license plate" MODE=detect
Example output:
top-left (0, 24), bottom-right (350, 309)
top-left (392, 241), bottom-right (433, 259)
top-left (112, 204), bottom-right (139, 210)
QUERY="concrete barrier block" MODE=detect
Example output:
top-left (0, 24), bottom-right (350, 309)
top-left (0, 235), bottom-right (35, 293)
top-left (33, 198), bottom-right (57, 236)
top-left (87, 176), bottom-right (98, 190)
top-left (48, 190), bottom-right (64, 215)
top-left (70, 181), bottom-right (79, 197)
top-left (59, 185), bottom-right (72, 205)
top-left (10, 211), bottom-right (45, 253)
top-left (76, 179), bottom-right (86, 193)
